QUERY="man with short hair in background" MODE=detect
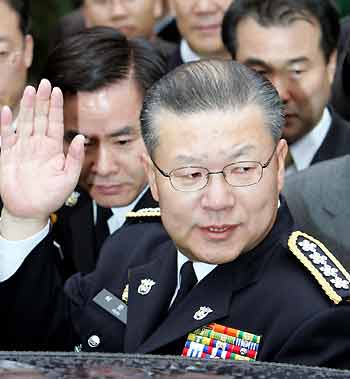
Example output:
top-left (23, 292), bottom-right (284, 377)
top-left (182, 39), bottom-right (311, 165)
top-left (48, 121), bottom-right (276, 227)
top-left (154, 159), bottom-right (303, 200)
top-left (50, 0), bottom-right (175, 58)
top-left (43, 27), bottom-right (166, 276)
top-left (222, 0), bottom-right (350, 174)
top-left (167, 0), bottom-right (231, 69)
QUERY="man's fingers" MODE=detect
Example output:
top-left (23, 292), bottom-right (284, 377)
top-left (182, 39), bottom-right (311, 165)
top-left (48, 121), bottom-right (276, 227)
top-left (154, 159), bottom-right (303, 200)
top-left (47, 87), bottom-right (64, 146)
top-left (33, 79), bottom-right (52, 135)
top-left (0, 106), bottom-right (15, 150)
top-left (64, 134), bottom-right (85, 184)
top-left (17, 86), bottom-right (36, 138)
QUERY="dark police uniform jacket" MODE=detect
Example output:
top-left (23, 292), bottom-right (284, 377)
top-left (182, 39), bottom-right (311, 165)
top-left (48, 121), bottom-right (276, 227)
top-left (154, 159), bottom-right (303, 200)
top-left (52, 188), bottom-right (158, 277)
top-left (1, 200), bottom-right (350, 369)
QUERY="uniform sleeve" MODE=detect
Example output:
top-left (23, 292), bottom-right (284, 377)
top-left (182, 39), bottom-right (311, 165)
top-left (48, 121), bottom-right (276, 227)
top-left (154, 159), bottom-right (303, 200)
top-left (0, 231), bottom-right (78, 351)
top-left (274, 306), bottom-right (350, 369)
top-left (0, 222), bottom-right (50, 282)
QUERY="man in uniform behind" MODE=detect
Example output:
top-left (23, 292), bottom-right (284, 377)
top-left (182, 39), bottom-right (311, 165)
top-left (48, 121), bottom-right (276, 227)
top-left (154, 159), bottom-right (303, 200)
top-left (44, 27), bottom-right (166, 276)
top-left (0, 60), bottom-right (349, 368)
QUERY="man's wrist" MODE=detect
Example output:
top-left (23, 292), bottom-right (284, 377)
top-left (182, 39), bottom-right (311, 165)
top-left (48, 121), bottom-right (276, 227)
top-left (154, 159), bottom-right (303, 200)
top-left (0, 207), bottom-right (49, 240)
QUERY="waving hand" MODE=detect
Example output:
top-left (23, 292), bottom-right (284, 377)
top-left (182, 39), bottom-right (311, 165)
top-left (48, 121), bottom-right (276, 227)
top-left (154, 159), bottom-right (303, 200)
top-left (0, 79), bottom-right (84, 233)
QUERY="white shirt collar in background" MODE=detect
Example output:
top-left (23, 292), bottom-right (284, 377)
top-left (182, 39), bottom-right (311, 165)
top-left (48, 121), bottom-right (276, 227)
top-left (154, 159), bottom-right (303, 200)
top-left (93, 185), bottom-right (149, 234)
top-left (286, 108), bottom-right (331, 175)
top-left (180, 39), bottom-right (201, 63)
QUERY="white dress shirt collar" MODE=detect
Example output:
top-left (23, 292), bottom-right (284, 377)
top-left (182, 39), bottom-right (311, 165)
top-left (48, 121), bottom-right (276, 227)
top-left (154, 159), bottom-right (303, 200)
top-left (93, 185), bottom-right (149, 234)
top-left (180, 39), bottom-right (201, 64)
top-left (176, 250), bottom-right (217, 285)
top-left (286, 108), bottom-right (331, 175)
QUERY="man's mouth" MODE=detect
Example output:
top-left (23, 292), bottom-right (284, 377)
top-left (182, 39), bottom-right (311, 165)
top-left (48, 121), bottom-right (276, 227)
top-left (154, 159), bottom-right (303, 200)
top-left (199, 224), bottom-right (238, 240)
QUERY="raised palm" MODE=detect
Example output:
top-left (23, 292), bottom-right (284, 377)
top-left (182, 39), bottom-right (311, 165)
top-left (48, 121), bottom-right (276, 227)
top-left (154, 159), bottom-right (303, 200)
top-left (0, 79), bottom-right (84, 220)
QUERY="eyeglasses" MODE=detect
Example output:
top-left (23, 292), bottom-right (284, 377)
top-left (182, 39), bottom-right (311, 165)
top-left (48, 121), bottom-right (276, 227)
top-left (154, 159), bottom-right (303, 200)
top-left (151, 145), bottom-right (278, 192)
top-left (0, 50), bottom-right (21, 68)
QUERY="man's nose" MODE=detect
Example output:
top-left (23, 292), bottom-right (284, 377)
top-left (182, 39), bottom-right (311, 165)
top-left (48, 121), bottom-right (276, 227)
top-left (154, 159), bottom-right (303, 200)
top-left (270, 75), bottom-right (292, 103)
top-left (110, 0), bottom-right (127, 16)
top-left (92, 145), bottom-right (116, 176)
top-left (194, 0), bottom-right (217, 13)
top-left (200, 173), bottom-right (235, 211)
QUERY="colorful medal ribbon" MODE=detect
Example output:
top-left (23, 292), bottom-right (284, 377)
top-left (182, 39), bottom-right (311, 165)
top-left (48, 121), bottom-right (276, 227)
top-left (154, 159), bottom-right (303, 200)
top-left (182, 323), bottom-right (261, 361)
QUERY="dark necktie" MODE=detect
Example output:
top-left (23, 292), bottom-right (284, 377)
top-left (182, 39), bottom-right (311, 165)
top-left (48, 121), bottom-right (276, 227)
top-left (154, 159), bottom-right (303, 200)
top-left (170, 261), bottom-right (197, 310)
top-left (94, 206), bottom-right (113, 254)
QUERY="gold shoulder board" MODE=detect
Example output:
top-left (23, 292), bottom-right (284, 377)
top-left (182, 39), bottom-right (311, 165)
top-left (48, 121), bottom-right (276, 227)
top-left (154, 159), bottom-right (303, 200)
top-left (126, 207), bottom-right (161, 219)
top-left (289, 231), bottom-right (350, 305)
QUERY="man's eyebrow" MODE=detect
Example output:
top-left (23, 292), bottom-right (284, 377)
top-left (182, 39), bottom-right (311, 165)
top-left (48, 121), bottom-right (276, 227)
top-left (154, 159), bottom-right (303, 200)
top-left (64, 126), bottom-right (138, 140)
top-left (174, 145), bottom-right (256, 165)
top-left (227, 145), bottom-right (256, 161)
top-left (287, 57), bottom-right (309, 65)
top-left (108, 126), bottom-right (138, 138)
top-left (244, 57), bottom-right (309, 67)
top-left (244, 58), bottom-right (270, 68)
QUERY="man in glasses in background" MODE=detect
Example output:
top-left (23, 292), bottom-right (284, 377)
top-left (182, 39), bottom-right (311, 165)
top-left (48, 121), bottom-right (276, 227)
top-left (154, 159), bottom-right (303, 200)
top-left (0, 60), bottom-right (349, 368)
top-left (0, 0), bottom-right (33, 121)
top-left (222, 0), bottom-right (350, 175)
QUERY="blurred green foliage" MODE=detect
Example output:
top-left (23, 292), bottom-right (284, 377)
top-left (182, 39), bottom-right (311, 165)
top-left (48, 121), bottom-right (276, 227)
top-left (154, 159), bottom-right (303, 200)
top-left (30, 0), bottom-right (75, 84)
top-left (337, 0), bottom-right (350, 17)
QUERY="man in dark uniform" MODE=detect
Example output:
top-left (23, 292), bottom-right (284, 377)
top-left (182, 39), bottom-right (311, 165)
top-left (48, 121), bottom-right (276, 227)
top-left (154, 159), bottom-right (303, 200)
top-left (0, 60), bottom-right (350, 368)
top-left (43, 27), bottom-right (166, 276)
top-left (222, 0), bottom-right (350, 175)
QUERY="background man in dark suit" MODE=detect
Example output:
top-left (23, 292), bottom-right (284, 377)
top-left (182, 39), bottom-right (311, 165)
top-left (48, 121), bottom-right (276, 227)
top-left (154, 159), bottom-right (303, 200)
top-left (167, 0), bottom-right (231, 70)
top-left (222, 0), bottom-right (350, 175)
top-left (0, 60), bottom-right (349, 368)
top-left (50, 0), bottom-right (175, 58)
top-left (283, 155), bottom-right (350, 268)
top-left (43, 27), bottom-right (166, 276)
top-left (331, 16), bottom-right (350, 121)
top-left (0, 0), bottom-right (33, 120)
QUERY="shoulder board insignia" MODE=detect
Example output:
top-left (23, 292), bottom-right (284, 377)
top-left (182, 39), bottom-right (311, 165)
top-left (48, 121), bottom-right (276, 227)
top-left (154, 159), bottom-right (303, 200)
top-left (126, 207), bottom-right (161, 219)
top-left (288, 231), bottom-right (350, 304)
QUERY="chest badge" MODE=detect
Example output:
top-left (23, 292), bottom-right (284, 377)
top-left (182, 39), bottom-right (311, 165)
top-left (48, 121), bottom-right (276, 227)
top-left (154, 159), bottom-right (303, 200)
top-left (193, 306), bottom-right (213, 320)
top-left (65, 190), bottom-right (80, 207)
top-left (138, 279), bottom-right (156, 295)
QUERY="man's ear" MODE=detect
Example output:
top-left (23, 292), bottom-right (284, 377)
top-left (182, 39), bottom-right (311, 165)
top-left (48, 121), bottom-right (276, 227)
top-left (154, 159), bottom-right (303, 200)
top-left (141, 152), bottom-right (159, 201)
top-left (327, 49), bottom-right (337, 85)
top-left (23, 34), bottom-right (34, 68)
top-left (276, 139), bottom-right (288, 193)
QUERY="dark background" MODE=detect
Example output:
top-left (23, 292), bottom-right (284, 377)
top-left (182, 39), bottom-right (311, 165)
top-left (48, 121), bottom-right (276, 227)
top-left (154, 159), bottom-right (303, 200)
top-left (29, 0), bottom-right (350, 84)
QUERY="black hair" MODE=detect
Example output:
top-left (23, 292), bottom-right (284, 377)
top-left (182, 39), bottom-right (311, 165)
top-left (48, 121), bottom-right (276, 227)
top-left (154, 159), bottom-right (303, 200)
top-left (44, 26), bottom-right (167, 96)
top-left (222, 0), bottom-right (340, 63)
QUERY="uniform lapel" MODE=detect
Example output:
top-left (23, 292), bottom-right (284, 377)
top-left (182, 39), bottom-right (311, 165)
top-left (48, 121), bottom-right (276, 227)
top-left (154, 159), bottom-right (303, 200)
top-left (136, 203), bottom-right (292, 354)
top-left (124, 240), bottom-right (177, 353)
top-left (137, 246), bottom-right (273, 354)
